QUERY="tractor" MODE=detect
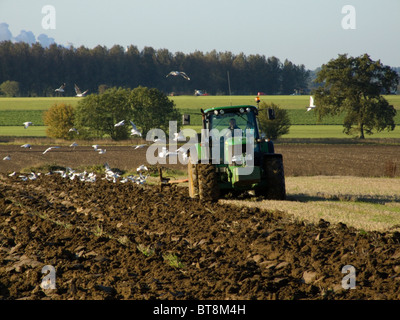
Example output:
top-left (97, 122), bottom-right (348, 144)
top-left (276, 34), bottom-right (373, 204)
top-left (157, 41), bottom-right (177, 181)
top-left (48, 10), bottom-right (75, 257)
top-left (187, 104), bottom-right (286, 201)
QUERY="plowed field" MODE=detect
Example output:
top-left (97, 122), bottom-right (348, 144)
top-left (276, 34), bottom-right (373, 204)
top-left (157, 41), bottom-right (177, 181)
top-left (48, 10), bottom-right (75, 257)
top-left (1, 142), bottom-right (400, 300)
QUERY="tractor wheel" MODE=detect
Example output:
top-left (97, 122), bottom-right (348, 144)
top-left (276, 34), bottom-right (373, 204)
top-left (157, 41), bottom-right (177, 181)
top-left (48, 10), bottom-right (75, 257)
top-left (188, 158), bottom-right (199, 199)
top-left (197, 163), bottom-right (220, 202)
top-left (257, 154), bottom-right (286, 200)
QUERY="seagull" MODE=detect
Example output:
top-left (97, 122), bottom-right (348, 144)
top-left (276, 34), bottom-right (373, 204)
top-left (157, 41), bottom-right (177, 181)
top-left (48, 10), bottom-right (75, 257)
top-left (133, 144), bottom-right (146, 149)
top-left (166, 71), bottom-right (190, 80)
top-left (158, 146), bottom-right (168, 158)
top-left (3, 155), bottom-right (11, 160)
top-left (21, 144), bottom-right (32, 149)
top-left (137, 164), bottom-right (148, 172)
top-left (43, 146), bottom-right (60, 154)
top-left (173, 131), bottom-right (186, 142)
top-left (115, 120), bottom-right (125, 127)
top-left (98, 149), bottom-right (106, 154)
top-left (130, 121), bottom-right (142, 136)
top-left (74, 84), bottom-right (89, 97)
top-left (307, 96), bottom-right (316, 112)
top-left (23, 122), bottom-right (33, 129)
top-left (70, 142), bottom-right (78, 149)
top-left (153, 137), bottom-right (166, 143)
top-left (69, 128), bottom-right (79, 134)
top-left (55, 83), bottom-right (66, 93)
top-left (92, 145), bottom-right (99, 151)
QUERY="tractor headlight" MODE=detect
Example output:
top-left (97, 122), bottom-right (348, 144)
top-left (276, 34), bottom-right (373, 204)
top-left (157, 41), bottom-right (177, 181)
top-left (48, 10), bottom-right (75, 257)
top-left (214, 110), bottom-right (218, 115)
top-left (220, 110), bottom-right (224, 115)
top-left (246, 107), bottom-right (251, 113)
top-left (239, 108), bottom-right (244, 113)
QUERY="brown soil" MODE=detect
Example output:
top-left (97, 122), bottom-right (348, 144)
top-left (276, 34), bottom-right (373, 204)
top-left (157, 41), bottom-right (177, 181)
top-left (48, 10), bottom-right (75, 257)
top-left (1, 143), bottom-right (400, 300)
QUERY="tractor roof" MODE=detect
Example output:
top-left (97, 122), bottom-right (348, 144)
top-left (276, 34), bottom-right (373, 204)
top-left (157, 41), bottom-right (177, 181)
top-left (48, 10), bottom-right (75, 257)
top-left (203, 105), bottom-right (258, 114)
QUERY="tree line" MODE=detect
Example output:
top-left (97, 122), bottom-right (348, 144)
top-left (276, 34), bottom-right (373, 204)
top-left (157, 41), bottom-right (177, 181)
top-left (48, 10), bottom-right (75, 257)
top-left (0, 41), bottom-right (311, 97)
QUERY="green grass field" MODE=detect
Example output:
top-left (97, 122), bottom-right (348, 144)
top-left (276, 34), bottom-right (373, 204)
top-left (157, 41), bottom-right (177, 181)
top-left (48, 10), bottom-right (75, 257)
top-left (1, 95), bottom-right (399, 138)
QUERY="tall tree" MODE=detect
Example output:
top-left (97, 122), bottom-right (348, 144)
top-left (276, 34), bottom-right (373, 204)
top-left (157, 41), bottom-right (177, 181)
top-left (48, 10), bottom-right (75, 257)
top-left (314, 54), bottom-right (399, 138)
top-left (129, 86), bottom-right (181, 137)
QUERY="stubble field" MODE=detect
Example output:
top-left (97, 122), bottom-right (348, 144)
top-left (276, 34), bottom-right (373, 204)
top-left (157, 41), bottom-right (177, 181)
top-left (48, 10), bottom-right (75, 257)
top-left (1, 140), bottom-right (400, 301)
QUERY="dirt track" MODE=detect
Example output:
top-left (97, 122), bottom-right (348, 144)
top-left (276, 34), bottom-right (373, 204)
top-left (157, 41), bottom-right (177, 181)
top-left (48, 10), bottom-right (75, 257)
top-left (1, 142), bottom-right (400, 300)
top-left (2, 172), bottom-right (400, 300)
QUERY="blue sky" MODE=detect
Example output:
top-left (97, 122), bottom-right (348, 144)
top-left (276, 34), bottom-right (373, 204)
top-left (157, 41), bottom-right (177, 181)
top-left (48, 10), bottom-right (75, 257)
top-left (0, 0), bottom-right (399, 70)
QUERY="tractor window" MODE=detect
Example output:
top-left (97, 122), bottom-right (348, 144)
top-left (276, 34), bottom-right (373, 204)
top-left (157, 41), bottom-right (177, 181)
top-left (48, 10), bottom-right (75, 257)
top-left (208, 110), bottom-right (258, 138)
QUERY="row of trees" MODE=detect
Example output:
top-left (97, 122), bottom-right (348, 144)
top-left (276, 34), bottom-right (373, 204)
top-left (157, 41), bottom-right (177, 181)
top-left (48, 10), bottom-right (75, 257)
top-left (0, 41), bottom-right (310, 96)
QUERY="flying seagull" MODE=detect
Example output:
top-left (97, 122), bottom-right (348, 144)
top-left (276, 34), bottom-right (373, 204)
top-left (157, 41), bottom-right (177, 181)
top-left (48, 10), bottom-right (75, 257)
top-left (74, 84), bottom-right (89, 97)
top-left (43, 146), bottom-right (60, 154)
top-left (306, 96), bottom-right (316, 112)
top-left (69, 128), bottom-right (79, 134)
top-left (3, 155), bottom-right (11, 160)
top-left (70, 142), bottom-right (78, 149)
top-left (23, 122), bottom-right (33, 129)
top-left (21, 144), bottom-right (32, 149)
top-left (133, 144), bottom-right (146, 149)
top-left (129, 121), bottom-right (142, 136)
top-left (115, 120), bottom-right (125, 127)
top-left (173, 131), bottom-right (186, 142)
top-left (55, 83), bottom-right (66, 93)
top-left (166, 71), bottom-right (190, 80)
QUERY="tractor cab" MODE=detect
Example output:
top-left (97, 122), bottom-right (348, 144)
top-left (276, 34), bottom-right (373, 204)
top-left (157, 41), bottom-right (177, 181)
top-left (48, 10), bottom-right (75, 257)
top-left (188, 104), bottom-right (285, 201)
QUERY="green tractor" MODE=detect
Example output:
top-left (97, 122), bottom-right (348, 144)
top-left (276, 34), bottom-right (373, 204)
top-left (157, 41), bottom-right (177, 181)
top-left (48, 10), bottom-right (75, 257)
top-left (187, 104), bottom-right (286, 201)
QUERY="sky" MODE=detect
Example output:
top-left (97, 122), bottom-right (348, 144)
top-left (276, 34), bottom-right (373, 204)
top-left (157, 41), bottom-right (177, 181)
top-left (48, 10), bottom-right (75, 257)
top-left (0, 0), bottom-right (399, 70)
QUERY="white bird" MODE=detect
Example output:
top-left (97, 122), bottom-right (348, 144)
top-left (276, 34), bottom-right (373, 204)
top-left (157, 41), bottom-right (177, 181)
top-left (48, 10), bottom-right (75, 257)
top-left (173, 131), bottom-right (186, 142)
top-left (133, 144), bottom-right (146, 149)
top-left (55, 83), bottom-right (66, 93)
top-left (23, 122), bottom-right (33, 129)
top-left (70, 142), bottom-right (78, 148)
top-left (69, 128), bottom-right (79, 134)
top-left (131, 128), bottom-right (142, 137)
top-left (21, 144), bottom-right (32, 149)
top-left (166, 71), bottom-right (190, 80)
top-left (115, 120), bottom-right (125, 127)
top-left (98, 149), bottom-right (106, 154)
top-left (307, 96), bottom-right (316, 112)
top-left (3, 155), bottom-right (11, 160)
top-left (137, 164), bottom-right (148, 172)
top-left (129, 121), bottom-right (142, 136)
top-left (74, 84), bottom-right (89, 97)
top-left (153, 137), bottom-right (166, 143)
top-left (43, 146), bottom-right (60, 154)
top-left (158, 146), bottom-right (168, 158)
top-left (92, 145), bottom-right (99, 151)
top-left (8, 171), bottom-right (16, 176)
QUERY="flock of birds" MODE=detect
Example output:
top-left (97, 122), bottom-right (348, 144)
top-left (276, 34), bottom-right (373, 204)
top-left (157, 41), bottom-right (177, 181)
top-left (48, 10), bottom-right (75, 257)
top-left (3, 115), bottom-right (190, 186)
top-left (8, 162), bottom-right (149, 185)
top-left (55, 83), bottom-right (89, 97)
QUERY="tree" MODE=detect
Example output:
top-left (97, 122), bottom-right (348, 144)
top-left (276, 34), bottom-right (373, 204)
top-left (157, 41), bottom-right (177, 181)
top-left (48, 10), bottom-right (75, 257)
top-left (43, 103), bottom-right (75, 139)
top-left (258, 102), bottom-right (291, 140)
top-left (128, 86), bottom-right (181, 137)
top-left (74, 87), bottom-right (133, 140)
top-left (0, 80), bottom-right (20, 96)
top-left (314, 54), bottom-right (399, 139)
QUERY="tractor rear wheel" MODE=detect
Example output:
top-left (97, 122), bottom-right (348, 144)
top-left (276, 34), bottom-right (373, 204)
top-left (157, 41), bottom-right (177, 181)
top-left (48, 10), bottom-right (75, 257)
top-left (198, 163), bottom-right (220, 202)
top-left (257, 153), bottom-right (286, 200)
